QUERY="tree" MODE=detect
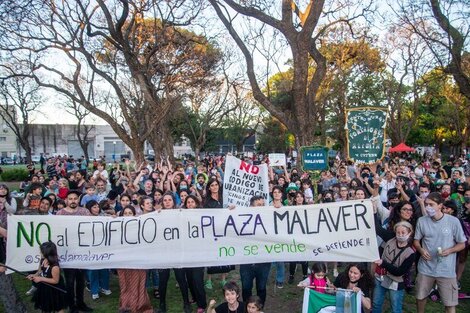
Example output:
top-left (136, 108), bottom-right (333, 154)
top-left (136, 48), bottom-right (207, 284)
top-left (394, 0), bottom-right (470, 101)
top-left (169, 76), bottom-right (238, 159)
top-left (256, 117), bottom-right (289, 154)
top-left (63, 99), bottom-right (95, 164)
top-left (207, 0), bottom-right (372, 149)
top-left (0, 75), bottom-right (43, 164)
top-left (0, 0), bottom-right (220, 163)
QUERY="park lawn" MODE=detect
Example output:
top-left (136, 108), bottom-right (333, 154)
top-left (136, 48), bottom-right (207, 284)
top-left (3, 262), bottom-right (470, 313)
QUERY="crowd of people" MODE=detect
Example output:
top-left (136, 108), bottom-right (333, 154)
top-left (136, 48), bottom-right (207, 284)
top-left (1, 151), bottom-right (470, 313)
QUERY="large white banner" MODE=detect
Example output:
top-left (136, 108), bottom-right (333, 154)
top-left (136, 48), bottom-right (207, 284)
top-left (223, 156), bottom-right (269, 207)
top-left (6, 201), bottom-right (379, 272)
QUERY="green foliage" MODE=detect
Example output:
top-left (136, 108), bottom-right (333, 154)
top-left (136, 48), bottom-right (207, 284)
top-left (0, 168), bottom-right (29, 181)
top-left (256, 118), bottom-right (289, 153)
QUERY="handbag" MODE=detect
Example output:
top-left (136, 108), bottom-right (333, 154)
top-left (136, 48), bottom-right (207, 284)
top-left (375, 245), bottom-right (407, 276)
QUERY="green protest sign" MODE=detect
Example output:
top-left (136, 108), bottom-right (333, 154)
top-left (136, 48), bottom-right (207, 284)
top-left (345, 107), bottom-right (388, 164)
top-left (300, 146), bottom-right (329, 171)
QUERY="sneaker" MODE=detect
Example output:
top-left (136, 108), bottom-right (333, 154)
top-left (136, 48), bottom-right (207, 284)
top-left (458, 281), bottom-right (461, 290)
top-left (183, 303), bottom-right (191, 313)
top-left (100, 288), bottom-right (112, 296)
top-left (85, 282), bottom-right (91, 292)
top-left (197, 308), bottom-right (205, 313)
top-left (333, 269), bottom-right (339, 278)
top-left (205, 280), bottom-right (213, 289)
top-left (25, 286), bottom-right (37, 296)
top-left (92, 294), bottom-right (99, 300)
top-left (276, 282), bottom-right (284, 289)
top-left (288, 275), bottom-right (294, 284)
top-left (220, 279), bottom-right (227, 287)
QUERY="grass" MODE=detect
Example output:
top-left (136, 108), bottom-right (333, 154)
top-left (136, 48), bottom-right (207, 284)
top-left (2, 262), bottom-right (470, 313)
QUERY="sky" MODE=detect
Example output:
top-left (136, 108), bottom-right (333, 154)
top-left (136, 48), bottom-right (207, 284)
top-left (26, 0), bottom-right (394, 125)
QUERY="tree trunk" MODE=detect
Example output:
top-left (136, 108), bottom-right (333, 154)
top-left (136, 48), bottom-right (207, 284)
top-left (149, 122), bottom-right (175, 162)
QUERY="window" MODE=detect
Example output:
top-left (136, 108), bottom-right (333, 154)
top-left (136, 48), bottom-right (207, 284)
top-left (0, 137), bottom-right (6, 142)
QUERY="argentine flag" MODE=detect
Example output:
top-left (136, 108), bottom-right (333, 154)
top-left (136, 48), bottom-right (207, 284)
top-left (302, 288), bottom-right (361, 313)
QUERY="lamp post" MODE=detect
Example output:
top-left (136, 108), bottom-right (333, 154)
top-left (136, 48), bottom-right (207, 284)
top-left (113, 141), bottom-right (116, 162)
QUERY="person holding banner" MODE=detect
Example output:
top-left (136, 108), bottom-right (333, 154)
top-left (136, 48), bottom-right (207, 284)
top-left (56, 190), bottom-right (93, 313)
top-left (116, 205), bottom-right (154, 313)
top-left (157, 192), bottom-right (192, 313)
top-left (204, 178), bottom-right (230, 289)
top-left (270, 186), bottom-right (286, 289)
top-left (183, 195), bottom-right (208, 313)
top-left (240, 195), bottom-right (271, 306)
top-left (334, 263), bottom-right (374, 312)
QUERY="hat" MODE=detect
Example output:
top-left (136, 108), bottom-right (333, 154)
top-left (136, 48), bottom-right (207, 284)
top-left (286, 182), bottom-right (299, 193)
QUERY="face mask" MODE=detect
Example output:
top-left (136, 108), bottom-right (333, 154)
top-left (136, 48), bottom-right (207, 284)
top-left (425, 206), bottom-right (436, 217)
top-left (458, 190), bottom-right (464, 195)
top-left (420, 192), bottom-right (429, 199)
top-left (187, 167), bottom-right (193, 171)
top-left (180, 185), bottom-right (188, 190)
top-left (441, 191), bottom-right (450, 198)
top-left (323, 198), bottom-right (333, 203)
top-left (132, 200), bottom-right (138, 205)
top-left (429, 173), bottom-right (436, 178)
top-left (289, 192), bottom-right (296, 197)
top-left (464, 196), bottom-right (470, 203)
top-left (396, 234), bottom-right (410, 242)
top-left (456, 179), bottom-right (461, 184)
top-left (361, 173), bottom-right (369, 179)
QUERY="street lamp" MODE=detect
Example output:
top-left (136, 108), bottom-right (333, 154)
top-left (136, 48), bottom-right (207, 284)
top-left (113, 141), bottom-right (116, 162)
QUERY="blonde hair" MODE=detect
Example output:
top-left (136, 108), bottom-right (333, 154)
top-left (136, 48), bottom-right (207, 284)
top-left (58, 178), bottom-right (69, 188)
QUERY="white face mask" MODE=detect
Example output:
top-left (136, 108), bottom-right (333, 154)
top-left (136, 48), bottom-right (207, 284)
top-left (425, 206), bottom-right (436, 217)
top-left (420, 192), bottom-right (429, 199)
top-left (396, 234), bottom-right (410, 242)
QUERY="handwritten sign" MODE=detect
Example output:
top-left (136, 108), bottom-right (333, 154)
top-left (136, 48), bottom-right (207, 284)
top-left (300, 146), bottom-right (329, 171)
top-left (223, 156), bottom-right (269, 207)
top-left (345, 107), bottom-right (388, 164)
top-left (6, 201), bottom-right (379, 272)
top-left (268, 153), bottom-right (286, 167)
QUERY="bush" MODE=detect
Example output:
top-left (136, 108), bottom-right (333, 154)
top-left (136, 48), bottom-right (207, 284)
top-left (0, 168), bottom-right (29, 181)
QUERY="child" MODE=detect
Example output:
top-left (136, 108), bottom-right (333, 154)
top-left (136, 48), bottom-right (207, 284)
top-left (297, 262), bottom-right (331, 293)
top-left (246, 295), bottom-right (264, 313)
top-left (207, 281), bottom-right (245, 313)
top-left (28, 241), bottom-right (67, 313)
top-left (56, 178), bottom-right (70, 200)
top-left (80, 183), bottom-right (99, 206)
top-left (22, 183), bottom-right (43, 213)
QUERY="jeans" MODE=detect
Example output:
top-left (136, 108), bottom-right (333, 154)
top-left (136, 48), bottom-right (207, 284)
top-left (240, 263), bottom-right (271, 305)
top-left (88, 269), bottom-right (110, 295)
top-left (146, 269), bottom-right (159, 289)
top-left (372, 277), bottom-right (405, 313)
top-left (273, 262), bottom-right (285, 284)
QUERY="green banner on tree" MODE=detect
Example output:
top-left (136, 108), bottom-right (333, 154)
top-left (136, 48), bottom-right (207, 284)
top-left (300, 146), bottom-right (329, 171)
top-left (345, 107), bottom-right (388, 164)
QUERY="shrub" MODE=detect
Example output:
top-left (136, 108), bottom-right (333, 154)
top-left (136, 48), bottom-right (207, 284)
top-left (0, 168), bottom-right (29, 181)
